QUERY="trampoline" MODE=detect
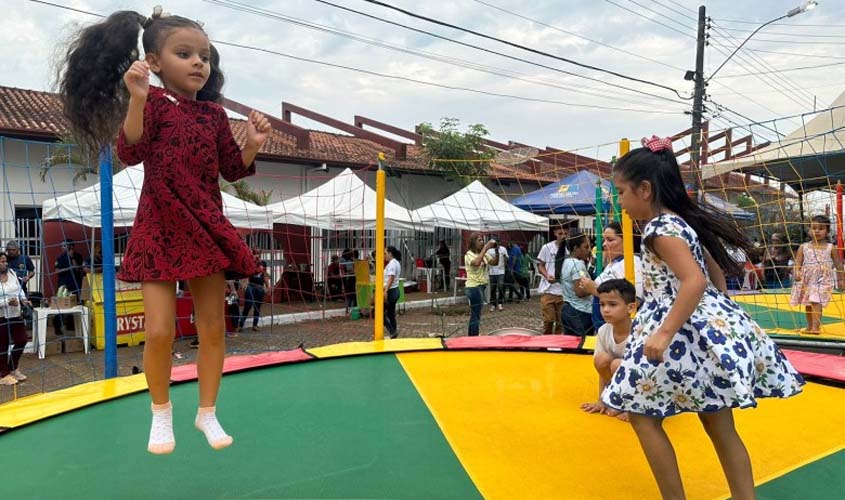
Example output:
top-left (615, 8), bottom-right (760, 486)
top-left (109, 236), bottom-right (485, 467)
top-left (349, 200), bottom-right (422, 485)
top-left (1, 337), bottom-right (844, 500)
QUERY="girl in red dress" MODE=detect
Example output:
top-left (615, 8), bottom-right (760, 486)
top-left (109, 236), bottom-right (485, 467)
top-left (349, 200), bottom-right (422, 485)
top-left (59, 6), bottom-right (271, 454)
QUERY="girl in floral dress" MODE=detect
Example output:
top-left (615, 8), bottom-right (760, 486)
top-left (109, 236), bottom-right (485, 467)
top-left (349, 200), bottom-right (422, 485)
top-left (59, 7), bottom-right (272, 454)
top-left (602, 137), bottom-right (804, 500)
top-left (789, 215), bottom-right (844, 334)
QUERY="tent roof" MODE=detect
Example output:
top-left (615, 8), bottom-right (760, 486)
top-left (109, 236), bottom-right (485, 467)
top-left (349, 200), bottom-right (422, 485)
top-left (410, 180), bottom-right (548, 231)
top-left (267, 168), bottom-right (425, 231)
top-left (702, 92), bottom-right (845, 191)
top-left (511, 170), bottom-right (610, 215)
top-left (42, 164), bottom-right (274, 230)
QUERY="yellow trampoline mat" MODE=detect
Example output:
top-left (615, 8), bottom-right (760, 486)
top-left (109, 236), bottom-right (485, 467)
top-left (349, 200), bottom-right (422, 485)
top-left (734, 293), bottom-right (845, 338)
top-left (398, 351), bottom-right (845, 500)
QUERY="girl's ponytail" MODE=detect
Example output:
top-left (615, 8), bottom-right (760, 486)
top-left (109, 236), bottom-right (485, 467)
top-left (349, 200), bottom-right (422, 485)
top-left (196, 43), bottom-right (224, 103)
top-left (59, 11), bottom-right (145, 153)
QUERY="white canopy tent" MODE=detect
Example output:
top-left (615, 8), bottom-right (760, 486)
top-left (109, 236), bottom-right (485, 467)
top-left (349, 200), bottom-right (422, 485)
top-left (701, 92), bottom-right (845, 191)
top-left (411, 179), bottom-right (549, 231)
top-left (267, 168), bottom-right (426, 231)
top-left (42, 164), bottom-right (274, 230)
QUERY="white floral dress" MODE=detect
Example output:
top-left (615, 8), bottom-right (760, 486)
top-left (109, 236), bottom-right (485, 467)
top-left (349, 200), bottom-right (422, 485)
top-left (602, 214), bottom-right (804, 417)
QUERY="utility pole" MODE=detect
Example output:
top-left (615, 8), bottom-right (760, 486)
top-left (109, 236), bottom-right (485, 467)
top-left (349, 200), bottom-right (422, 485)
top-left (689, 5), bottom-right (707, 196)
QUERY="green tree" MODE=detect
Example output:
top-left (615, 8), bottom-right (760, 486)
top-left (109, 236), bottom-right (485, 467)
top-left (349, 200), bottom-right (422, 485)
top-left (418, 118), bottom-right (494, 182)
top-left (736, 192), bottom-right (757, 209)
top-left (220, 179), bottom-right (273, 206)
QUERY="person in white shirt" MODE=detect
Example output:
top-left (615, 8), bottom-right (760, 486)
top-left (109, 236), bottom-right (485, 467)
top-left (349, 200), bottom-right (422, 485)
top-left (0, 251), bottom-right (31, 385)
top-left (580, 278), bottom-right (636, 422)
top-left (485, 240), bottom-right (508, 312)
top-left (560, 232), bottom-right (595, 336)
top-left (579, 221), bottom-right (644, 329)
top-left (382, 246), bottom-right (402, 339)
top-left (536, 225), bottom-right (568, 334)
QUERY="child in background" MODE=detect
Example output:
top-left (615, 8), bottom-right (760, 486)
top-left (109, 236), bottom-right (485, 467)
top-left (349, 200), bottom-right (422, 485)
top-left (790, 215), bottom-right (844, 334)
top-left (580, 279), bottom-right (636, 422)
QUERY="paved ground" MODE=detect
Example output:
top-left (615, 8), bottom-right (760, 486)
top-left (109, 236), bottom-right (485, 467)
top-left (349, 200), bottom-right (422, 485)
top-left (1, 294), bottom-right (542, 404)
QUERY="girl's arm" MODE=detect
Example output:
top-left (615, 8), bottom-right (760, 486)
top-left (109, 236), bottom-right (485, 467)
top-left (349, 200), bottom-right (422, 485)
top-left (793, 245), bottom-right (804, 282)
top-left (469, 242), bottom-right (496, 267)
top-left (644, 236), bottom-right (708, 362)
top-left (218, 110), bottom-right (271, 182)
top-left (121, 61), bottom-right (150, 146)
top-left (704, 250), bottom-right (728, 294)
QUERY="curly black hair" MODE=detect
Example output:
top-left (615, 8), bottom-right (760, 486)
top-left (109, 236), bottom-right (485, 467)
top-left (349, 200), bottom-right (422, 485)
top-left (613, 147), bottom-right (755, 277)
top-left (58, 11), bottom-right (224, 153)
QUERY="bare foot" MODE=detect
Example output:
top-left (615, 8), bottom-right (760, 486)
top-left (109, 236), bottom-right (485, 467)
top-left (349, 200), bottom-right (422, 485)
top-left (803, 329), bottom-right (820, 335)
top-left (604, 407), bottom-right (621, 418)
top-left (580, 401), bottom-right (606, 414)
top-left (616, 412), bottom-right (630, 422)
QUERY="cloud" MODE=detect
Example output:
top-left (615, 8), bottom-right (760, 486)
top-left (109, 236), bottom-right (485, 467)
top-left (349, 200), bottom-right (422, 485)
top-left (2, 0), bottom-right (843, 154)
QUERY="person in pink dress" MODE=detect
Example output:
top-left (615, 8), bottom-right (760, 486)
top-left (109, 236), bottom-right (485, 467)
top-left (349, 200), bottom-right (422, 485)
top-left (790, 215), bottom-right (844, 334)
top-left (59, 6), bottom-right (271, 454)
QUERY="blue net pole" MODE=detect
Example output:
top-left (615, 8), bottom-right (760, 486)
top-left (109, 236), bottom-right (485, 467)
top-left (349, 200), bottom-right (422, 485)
top-left (99, 147), bottom-right (118, 379)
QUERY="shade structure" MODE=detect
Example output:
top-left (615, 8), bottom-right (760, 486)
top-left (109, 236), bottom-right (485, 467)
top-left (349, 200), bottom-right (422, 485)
top-left (41, 164), bottom-right (274, 230)
top-left (701, 92), bottom-right (845, 192)
top-left (511, 170), bottom-right (610, 215)
top-left (702, 192), bottom-right (756, 221)
top-left (410, 179), bottom-right (548, 231)
top-left (266, 168), bottom-right (426, 231)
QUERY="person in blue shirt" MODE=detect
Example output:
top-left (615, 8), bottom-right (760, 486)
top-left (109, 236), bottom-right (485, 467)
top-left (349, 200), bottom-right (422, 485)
top-left (5, 241), bottom-right (34, 293)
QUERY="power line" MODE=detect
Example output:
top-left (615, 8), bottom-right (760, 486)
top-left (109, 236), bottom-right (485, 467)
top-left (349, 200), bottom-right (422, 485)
top-left (359, 0), bottom-right (689, 98)
top-left (305, 0), bottom-right (691, 104)
top-left (202, 0), bottom-right (686, 110)
top-left (647, 0), bottom-right (697, 23)
top-left (709, 22), bottom-right (816, 107)
top-left (711, 35), bottom-right (845, 45)
top-left (716, 26), bottom-right (845, 38)
top-left (23, 0), bottom-right (686, 115)
top-left (746, 48), bottom-right (845, 61)
top-left (663, 0), bottom-right (697, 15)
top-left (714, 18), bottom-right (845, 28)
top-left (601, 0), bottom-right (696, 39)
top-left (624, 0), bottom-right (696, 32)
top-left (714, 60), bottom-right (845, 79)
top-left (214, 41), bottom-right (684, 114)
top-left (468, 0), bottom-right (686, 71)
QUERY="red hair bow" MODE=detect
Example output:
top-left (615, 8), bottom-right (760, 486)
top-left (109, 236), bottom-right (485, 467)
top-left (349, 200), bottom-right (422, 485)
top-left (641, 135), bottom-right (673, 153)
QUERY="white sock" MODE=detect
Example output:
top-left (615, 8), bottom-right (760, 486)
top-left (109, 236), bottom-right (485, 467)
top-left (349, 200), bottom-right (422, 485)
top-left (195, 406), bottom-right (233, 450)
top-left (147, 401), bottom-right (175, 455)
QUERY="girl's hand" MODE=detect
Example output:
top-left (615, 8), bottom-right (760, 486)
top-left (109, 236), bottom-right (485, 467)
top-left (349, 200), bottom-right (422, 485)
top-left (123, 61), bottom-right (150, 100)
top-left (644, 330), bottom-right (673, 362)
top-left (246, 110), bottom-right (272, 148)
top-left (8, 297), bottom-right (18, 307)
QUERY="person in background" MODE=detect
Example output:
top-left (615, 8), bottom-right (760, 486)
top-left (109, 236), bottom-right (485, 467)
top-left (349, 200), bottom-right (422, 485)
top-left (536, 225), bottom-right (568, 334)
top-left (55, 239), bottom-right (83, 296)
top-left (560, 232), bottom-right (594, 336)
top-left (762, 232), bottom-right (794, 289)
top-left (436, 240), bottom-right (451, 290)
top-left (5, 241), bottom-right (34, 294)
top-left (505, 242), bottom-right (525, 302)
top-left (382, 246), bottom-right (402, 339)
top-left (225, 279), bottom-right (241, 337)
top-left (83, 244), bottom-right (104, 274)
top-left (0, 251), bottom-right (31, 385)
top-left (326, 255), bottom-right (343, 299)
top-left (464, 234), bottom-right (497, 336)
top-left (486, 239), bottom-right (507, 312)
top-left (340, 248), bottom-right (357, 310)
top-left (240, 248), bottom-right (269, 332)
top-left (579, 221), bottom-right (644, 330)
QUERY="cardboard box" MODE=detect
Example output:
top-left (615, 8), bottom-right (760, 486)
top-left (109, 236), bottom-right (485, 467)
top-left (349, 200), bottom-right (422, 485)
top-left (62, 337), bottom-right (86, 354)
top-left (51, 296), bottom-right (78, 309)
top-left (44, 339), bottom-right (62, 356)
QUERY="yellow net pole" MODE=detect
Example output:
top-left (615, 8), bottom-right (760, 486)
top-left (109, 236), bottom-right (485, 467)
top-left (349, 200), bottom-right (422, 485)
top-left (374, 153), bottom-right (386, 341)
top-left (619, 139), bottom-right (635, 286)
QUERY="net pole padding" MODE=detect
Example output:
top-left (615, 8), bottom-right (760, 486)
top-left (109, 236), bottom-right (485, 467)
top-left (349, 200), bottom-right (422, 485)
top-left (374, 153), bottom-right (386, 341)
top-left (618, 139), bottom-right (635, 287)
top-left (99, 147), bottom-right (118, 378)
top-left (837, 181), bottom-right (844, 262)
top-left (610, 155), bottom-right (621, 222)
top-left (594, 179), bottom-right (604, 274)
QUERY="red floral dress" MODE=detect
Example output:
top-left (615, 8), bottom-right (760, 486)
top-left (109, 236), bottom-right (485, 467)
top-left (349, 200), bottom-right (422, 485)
top-left (116, 86), bottom-right (259, 282)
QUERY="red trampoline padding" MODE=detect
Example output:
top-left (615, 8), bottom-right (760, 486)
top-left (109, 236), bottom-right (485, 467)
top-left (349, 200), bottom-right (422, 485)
top-left (783, 349), bottom-right (845, 383)
top-left (170, 349), bottom-right (314, 382)
top-left (445, 335), bottom-right (583, 351)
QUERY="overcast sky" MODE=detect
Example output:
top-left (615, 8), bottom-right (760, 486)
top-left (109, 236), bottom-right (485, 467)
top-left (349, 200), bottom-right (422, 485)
top-left (2, 0), bottom-right (843, 159)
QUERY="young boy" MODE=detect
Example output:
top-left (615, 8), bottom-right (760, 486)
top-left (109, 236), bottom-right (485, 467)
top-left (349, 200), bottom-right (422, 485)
top-left (580, 278), bottom-right (636, 421)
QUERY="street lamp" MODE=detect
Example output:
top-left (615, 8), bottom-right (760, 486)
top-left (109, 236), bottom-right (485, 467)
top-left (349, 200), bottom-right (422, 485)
top-left (707, 1), bottom-right (819, 82)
